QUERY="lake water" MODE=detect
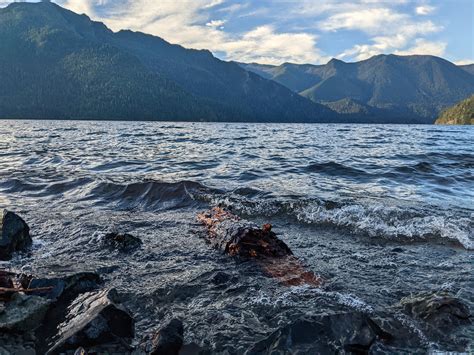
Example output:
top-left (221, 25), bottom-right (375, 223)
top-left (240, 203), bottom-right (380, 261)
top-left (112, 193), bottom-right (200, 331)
top-left (0, 120), bottom-right (472, 352)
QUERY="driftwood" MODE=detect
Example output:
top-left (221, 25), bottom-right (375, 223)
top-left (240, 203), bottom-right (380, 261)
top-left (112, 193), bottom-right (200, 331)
top-left (0, 270), bottom-right (53, 301)
top-left (197, 207), bottom-right (323, 287)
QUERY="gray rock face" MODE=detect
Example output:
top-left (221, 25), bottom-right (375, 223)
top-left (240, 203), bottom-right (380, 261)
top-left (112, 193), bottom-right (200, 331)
top-left (0, 210), bottom-right (32, 260)
top-left (150, 319), bottom-right (184, 355)
top-left (400, 292), bottom-right (471, 330)
top-left (0, 293), bottom-right (51, 332)
top-left (45, 288), bottom-right (134, 354)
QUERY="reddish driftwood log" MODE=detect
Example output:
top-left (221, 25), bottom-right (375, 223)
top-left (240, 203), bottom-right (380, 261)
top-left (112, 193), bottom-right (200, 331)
top-left (197, 207), bottom-right (323, 287)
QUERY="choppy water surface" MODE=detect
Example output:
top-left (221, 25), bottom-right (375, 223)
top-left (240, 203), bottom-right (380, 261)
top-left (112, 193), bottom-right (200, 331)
top-left (0, 120), bottom-right (473, 353)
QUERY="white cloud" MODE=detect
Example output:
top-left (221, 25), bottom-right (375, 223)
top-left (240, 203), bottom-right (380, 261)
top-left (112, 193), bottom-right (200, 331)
top-left (415, 5), bottom-right (436, 16)
top-left (56, 0), bottom-right (327, 65)
top-left (454, 59), bottom-right (474, 65)
top-left (206, 19), bottom-right (225, 28)
top-left (222, 25), bottom-right (328, 64)
top-left (394, 39), bottom-right (446, 57)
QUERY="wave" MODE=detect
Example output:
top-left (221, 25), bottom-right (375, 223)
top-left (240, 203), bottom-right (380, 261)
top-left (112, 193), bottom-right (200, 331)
top-left (82, 180), bottom-right (216, 210)
top-left (202, 192), bottom-right (474, 250)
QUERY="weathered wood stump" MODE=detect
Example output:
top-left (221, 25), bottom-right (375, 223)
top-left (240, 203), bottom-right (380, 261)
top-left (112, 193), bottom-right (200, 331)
top-left (197, 207), bottom-right (323, 286)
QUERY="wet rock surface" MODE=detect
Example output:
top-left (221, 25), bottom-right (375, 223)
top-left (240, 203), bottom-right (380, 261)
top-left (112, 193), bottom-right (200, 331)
top-left (45, 288), bottom-right (134, 354)
top-left (400, 292), bottom-right (471, 330)
top-left (0, 210), bottom-right (31, 260)
top-left (0, 292), bottom-right (51, 332)
top-left (149, 319), bottom-right (184, 355)
top-left (245, 310), bottom-right (433, 355)
top-left (100, 232), bottom-right (143, 252)
top-left (29, 272), bottom-right (102, 301)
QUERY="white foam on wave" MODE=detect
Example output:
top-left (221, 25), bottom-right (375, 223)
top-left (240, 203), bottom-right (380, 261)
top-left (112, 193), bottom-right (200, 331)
top-left (249, 285), bottom-right (374, 314)
top-left (295, 202), bottom-right (474, 250)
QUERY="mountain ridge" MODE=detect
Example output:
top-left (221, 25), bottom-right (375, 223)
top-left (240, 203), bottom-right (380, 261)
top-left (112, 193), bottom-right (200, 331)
top-left (0, 1), bottom-right (336, 122)
top-left (240, 55), bottom-right (474, 123)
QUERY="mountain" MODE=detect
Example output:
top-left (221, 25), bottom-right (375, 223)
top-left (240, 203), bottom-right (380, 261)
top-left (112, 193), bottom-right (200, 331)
top-left (435, 95), bottom-right (474, 125)
top-left (0, 2), bottom-right (335, 122)
top-left (459, 64), bottom-right (474, 76)
top-left (241, 55), bottom-right (474, 123)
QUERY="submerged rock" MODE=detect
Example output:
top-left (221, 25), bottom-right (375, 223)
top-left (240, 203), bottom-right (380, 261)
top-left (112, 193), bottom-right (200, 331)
top-left (0, 210), bottom-right (32, 260)
top-left (247, 312), bottom-right (419, 354)
top-left (100, 232), bottom-right (142, 252)
top-left (45, 288), bottom-right (134, 354)
top-left (149, 319), bottom-right (184, 355)
top-left (400, 292), bottom-right (471, 330)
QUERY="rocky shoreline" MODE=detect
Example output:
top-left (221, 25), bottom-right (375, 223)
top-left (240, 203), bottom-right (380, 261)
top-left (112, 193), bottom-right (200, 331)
top-left (0, 209), bottom-right (472, 354)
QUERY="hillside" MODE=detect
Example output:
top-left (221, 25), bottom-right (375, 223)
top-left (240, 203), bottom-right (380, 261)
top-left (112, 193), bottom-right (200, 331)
top-left (435, 95), bottom-right (474, 125)
top-left (459, 64), bottom-right (474, 76)
top-left (241, 55), bottom-right (474, 123)
top-left (0, 2), bottom-right (335, 122)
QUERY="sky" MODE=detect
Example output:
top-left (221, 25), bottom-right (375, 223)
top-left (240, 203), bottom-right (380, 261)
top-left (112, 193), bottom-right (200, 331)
top-left (2, 0), bottom-right (473, 65)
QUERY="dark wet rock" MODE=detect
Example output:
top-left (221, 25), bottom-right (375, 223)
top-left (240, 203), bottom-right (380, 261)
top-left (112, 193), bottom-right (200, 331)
top-left (29, 272), bottom-right (101, 301)
top-left (400, 292), bottom-right (471, 330)
top-left (246, 312), bottom-right (388, 354)
top-left (391, 247), bottom-right (405, 253)
top-left (149, 319), bottom-right (184, 355)
top-left (0, 293), bottom-right (51, 332)
top-left (45, 288), bottom-right (134, 354)
top-left (0, 210), bottom-right (32, 260)
top-left (100, 232), bottom-right (142, 251)
top-left (211, 271), bottom-right (233, 285)
top-left (245, 311), bottom-right (428, 354)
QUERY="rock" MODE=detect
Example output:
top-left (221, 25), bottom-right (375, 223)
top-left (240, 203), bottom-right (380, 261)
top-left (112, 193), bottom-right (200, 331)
top-left (0, 210), bottom-right (32, 260)
top-left (0, 292), bottom-right (51, 332)
top-left (211, 271), bottom-right (232, 285)
top-left (400, 292), bottom-right (471, 331)
top-left (29, 272), bottom-right (101, 301)
top-left (246, 312), bottom-right (386, 354)
top-left (100, 232), bottom-right (142, 252)
top-left (150, 319), bottom-right (184, 355)
top-left (45, 288), bottom-right (134, 354)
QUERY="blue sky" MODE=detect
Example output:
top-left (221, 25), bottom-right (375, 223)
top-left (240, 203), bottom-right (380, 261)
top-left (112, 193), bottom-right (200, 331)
top-left (2, 0), bottom-right (473, 65)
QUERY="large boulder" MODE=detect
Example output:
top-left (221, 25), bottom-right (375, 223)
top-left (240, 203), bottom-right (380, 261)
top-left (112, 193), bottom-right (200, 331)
top-left (400, 292), bottom-right (471, 331)
top-left (0, 210), bottom-right (32, 260)
top-left (45, 288), bottom-right (134, 354)
top-left (149, 319), bottom-right (184, 355)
